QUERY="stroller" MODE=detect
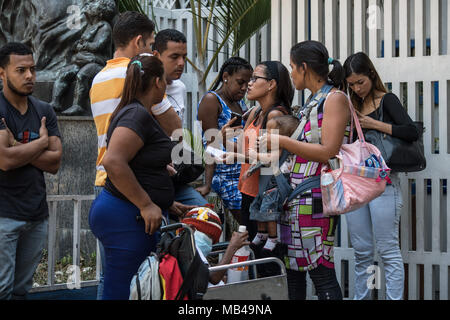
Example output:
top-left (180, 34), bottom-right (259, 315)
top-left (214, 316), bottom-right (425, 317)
top-left (130, 220), bottom-right (289, 300)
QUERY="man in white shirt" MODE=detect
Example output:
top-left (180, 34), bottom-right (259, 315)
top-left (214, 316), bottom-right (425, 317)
top-left (153, 29), bottom-right (188, 123)
top-left (165, 79), bottom-right (186, 124)
top-left (153, 29), bottom-right (207, 208)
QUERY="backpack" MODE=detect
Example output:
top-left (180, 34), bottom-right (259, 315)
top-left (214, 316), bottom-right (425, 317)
top-left (129, 228), bottom-right (210, 300)
top-left (157, 228), bottom-right (210, 300)
top-left (159, 254), bottom-right (187, 300)
top-left (129, 253), bottom-right (161, 300)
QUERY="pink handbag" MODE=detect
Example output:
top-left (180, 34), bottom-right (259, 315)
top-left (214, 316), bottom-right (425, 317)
top-left (320, 94), bottom-right (391, 216)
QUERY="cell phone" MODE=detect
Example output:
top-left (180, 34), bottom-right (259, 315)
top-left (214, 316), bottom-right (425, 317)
top-left (230, 112), bottom-right (243, 125)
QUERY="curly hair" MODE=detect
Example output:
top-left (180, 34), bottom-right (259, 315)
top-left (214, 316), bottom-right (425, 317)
top-left (211, 56), bottom-right (253, 91)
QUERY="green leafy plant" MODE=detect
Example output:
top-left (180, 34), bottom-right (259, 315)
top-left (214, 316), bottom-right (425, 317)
top-left (116, 0), bottom-right (145, 13)
top-left (188, 0), bottom-right (271, 95)
top-left (118, 1), bottom-right (270, 94)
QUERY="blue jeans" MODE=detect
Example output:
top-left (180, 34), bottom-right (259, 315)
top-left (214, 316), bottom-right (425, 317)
top-left (89, 189), bottom-right (162, 300)
top-left (174, 183), bottom-right (208, 206)
top-left (345, 174), bottom-right (404, 300)
top-left (94, 186), bottom-right (105, 300)
top-left (94, 184), bottom-right (202, 299)
top-left (0, 217), bottom-right (48, 300)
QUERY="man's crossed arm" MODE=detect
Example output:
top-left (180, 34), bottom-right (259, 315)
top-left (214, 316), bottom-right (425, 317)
top-left (0, 117), bottom-right (62, 174)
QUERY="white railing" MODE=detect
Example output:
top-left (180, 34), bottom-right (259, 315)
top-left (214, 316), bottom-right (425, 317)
top-left (29, 195), bottom-right (100, 293)
top-left (272, 0), bottom-right (450, 300)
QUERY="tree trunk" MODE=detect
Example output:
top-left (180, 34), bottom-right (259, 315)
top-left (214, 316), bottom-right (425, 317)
top-left (195, 59), bottom-right (207, 98)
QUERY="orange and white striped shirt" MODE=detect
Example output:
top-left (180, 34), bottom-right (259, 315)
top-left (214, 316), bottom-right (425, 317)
top-left (90, 57), bottom-right (171, 187)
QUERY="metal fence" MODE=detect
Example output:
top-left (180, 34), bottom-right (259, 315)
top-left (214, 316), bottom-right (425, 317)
top-left (29, 195), bottom-right (99, 294)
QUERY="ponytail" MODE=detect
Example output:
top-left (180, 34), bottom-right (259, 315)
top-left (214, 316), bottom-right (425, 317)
top-left (328, 59), bottom-right (346, 90)
top-left (258, 61), bottom-right (294, 112)
top-left (115, 62), bottom-right (143, 114)
top-left (110, 55), bottom-right (164, 122)
top-left (290, 40), bottom-right (346, 90)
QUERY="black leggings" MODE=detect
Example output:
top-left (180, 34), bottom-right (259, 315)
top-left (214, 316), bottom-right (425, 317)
top-left (240, 193), bottom-right (258, 241)
top-left (287, 265), bottom-right (343, 300)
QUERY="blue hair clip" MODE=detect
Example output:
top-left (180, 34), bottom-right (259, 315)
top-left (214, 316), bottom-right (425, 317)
top-left (328, 57), bottom-right (334, 65)
top-left (131, 60), bottom-right (144, 74)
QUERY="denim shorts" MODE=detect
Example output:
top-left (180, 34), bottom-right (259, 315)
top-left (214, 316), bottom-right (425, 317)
top-left (249, 187), bottom-right (283, 222)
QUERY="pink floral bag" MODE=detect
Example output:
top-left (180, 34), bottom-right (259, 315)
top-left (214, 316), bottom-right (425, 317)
top-left (320, 93), bottom-right (391, 216)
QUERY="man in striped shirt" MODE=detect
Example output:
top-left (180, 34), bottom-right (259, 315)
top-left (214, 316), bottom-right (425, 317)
top-left (90, 12), bottom-right (181, 192)
top-left (89, 11), bottom-right (183, 300)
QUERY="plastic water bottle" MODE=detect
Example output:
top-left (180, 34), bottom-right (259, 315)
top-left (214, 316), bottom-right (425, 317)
top-left (321, 172), bottom-right (334, 186)
top-left (227, 225), bottom-right (251, 283)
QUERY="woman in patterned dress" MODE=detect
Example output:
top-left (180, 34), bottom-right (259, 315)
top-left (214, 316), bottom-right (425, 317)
top-left (196, 57), bottom-right (253, 224)
top-left (260, 41), bottom-right (350, 300)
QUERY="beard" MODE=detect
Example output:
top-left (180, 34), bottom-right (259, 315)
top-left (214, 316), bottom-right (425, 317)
top-left (7, 78), bottom-right (33, 97)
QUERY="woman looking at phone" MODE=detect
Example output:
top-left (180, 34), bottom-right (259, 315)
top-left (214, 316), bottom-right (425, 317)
top-left (196, 57), bottom-right (253, 224)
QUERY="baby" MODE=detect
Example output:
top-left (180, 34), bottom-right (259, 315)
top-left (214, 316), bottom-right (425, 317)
top-left (247, 115), bottom-right (299, 252)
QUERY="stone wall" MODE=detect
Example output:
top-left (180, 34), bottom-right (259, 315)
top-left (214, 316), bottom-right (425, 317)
top-left (44, 116), bottom-right (98, 260)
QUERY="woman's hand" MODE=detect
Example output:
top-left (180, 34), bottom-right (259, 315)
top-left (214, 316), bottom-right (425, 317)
top-left (247, 147), bottom-right (258, 163)
top-left (217, 151), bottom-right (246, 164)
top-left (258, 149), bottom-right (281, 166)
top-left (195, 184), bottom-right (211, 197)
top-left (140, 202), bottom-right (163, 235)
top-left (166, 163), bottom-right (177, 176)
top-left (169, 201), bottom-right (197, 218)
top-left (356, 110), bottom-right (378, 130)
top-left (221, 117), bottom-right (243, 143)
top-left (258, 132), bottom-right (282, 154)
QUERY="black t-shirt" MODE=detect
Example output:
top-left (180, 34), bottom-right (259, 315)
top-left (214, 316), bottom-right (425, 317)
top-left (0, 92), bottom-right (61, 221)
top-left (104, 102), bottom-right (175, 210)
top-left (354, 92), bottom-right (419, 142)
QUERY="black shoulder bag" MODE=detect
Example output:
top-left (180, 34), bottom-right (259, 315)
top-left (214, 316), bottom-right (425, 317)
top-left (171, 141), bottom-right (205, 186)
top-left (363, 96), bottom-right (426, 172)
